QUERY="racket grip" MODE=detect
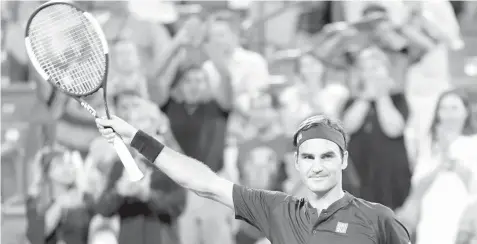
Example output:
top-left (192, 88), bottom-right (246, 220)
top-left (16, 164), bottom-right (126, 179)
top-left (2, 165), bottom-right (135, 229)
top-left (113, 135), bottom-right (144, 181)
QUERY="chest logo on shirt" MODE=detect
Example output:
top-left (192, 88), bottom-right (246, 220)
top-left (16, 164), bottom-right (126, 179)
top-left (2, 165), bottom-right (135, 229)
top-left (335, 222), bottom-right (348, 234)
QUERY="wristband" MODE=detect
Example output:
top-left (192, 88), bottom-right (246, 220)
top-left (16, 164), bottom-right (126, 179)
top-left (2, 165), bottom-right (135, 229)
top-left (130, 130), bottom-right (165, 163)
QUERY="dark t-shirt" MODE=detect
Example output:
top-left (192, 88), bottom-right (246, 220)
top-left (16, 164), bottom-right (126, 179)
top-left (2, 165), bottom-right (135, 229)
top-left (232, 184), bottom-right (410, 244)
top-left (162, 99), bottom-right (229, 173)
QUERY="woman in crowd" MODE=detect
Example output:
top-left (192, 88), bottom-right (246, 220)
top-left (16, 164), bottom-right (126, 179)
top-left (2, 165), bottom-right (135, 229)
top-left (341, 46), bottom-right (411, 210)
top-left (26, 146), bottom-right (95, 244)
top-left (397, 89), bottom-right (477, 244)
top-left (94, 93), bottom-right (186, 244)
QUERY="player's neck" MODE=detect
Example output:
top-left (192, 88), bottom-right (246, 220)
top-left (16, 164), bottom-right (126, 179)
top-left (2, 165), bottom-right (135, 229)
top-left (308, 186), bottom-right (345, 211)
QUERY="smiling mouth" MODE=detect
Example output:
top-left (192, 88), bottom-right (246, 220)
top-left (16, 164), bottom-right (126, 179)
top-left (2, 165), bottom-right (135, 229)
top-left (309, 176), bottom-right (328, 180)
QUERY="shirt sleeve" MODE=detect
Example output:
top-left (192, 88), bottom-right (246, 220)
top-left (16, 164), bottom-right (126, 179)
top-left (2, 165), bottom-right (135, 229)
top-left (378, 208), bottom-right (411, 244)
top-left (232, 184), bottom-right (289, 238)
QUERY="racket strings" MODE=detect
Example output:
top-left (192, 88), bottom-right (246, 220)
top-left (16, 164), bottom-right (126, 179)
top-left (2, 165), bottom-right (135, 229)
top-left (27, 4), bottom-right (105, 96)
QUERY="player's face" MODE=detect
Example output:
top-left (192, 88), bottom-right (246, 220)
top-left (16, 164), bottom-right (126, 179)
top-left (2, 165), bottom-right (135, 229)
top-left (437, 93), bottom-right (468, 127)
top-left (295, 139), bottom-right (348, 194)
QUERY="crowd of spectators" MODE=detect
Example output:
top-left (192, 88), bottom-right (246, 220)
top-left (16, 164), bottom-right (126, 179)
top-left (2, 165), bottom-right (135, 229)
top-left (2, 1), bottom-right (477, 244)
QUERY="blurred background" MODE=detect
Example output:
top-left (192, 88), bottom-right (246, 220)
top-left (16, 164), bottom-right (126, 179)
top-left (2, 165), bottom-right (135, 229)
top-left (1, 1), bottom-right (477, 244)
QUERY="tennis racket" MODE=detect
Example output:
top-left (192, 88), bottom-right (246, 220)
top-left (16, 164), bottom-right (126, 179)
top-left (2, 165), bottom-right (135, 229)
top-left (24, 1), bottom-right (144, 181)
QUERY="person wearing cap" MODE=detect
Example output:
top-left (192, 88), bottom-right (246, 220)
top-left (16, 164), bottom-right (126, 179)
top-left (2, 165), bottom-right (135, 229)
top-left (95, 114), bottom-right (410, 244)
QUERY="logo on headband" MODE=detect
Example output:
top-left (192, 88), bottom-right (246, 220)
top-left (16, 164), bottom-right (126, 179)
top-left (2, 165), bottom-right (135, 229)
top-left (297, 133), bottom-right (303, 145)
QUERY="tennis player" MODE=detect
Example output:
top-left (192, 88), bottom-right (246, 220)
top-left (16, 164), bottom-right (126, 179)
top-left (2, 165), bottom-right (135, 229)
top-left (95, 114), bottom-right (410, 244)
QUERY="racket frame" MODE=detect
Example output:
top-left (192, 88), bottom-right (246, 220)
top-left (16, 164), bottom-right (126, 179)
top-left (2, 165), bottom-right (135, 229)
top-left (24, 1), bottom-right (112, 119)
top-left (24, 1), bottom-right (144, 181)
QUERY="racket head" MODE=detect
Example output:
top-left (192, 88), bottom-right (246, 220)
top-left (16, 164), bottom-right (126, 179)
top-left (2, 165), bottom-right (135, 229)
top-left (24, 1), bottom-right (109, 97)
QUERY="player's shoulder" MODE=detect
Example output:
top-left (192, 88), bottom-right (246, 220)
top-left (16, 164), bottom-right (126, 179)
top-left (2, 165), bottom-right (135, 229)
top-left (234, 184), bottom-right (299, 207)
top-left (351, 197), bottom-right (397, 222)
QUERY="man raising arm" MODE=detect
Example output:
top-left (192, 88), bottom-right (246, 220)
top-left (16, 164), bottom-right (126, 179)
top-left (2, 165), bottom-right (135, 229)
top-left (97, 115), bottom-right (234, 206)
top-left (95, 116), bottom-right (288, 242)
top-left (96, 115), bottom-right (411, 244)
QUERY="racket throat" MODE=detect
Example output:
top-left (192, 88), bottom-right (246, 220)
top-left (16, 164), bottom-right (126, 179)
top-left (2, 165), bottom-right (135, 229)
top-left (79, 100), bottom-right (97, 117)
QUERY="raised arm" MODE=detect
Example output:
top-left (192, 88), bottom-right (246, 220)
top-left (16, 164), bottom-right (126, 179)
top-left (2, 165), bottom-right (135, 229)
top-left (96, 116), bottom-right (235, 208)
top-left (96, 115), bottom-right (295, 239)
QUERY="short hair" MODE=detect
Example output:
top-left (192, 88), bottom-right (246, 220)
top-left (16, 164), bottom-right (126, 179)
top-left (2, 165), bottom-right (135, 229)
top-left (292, 114), bottom-right (348, 155)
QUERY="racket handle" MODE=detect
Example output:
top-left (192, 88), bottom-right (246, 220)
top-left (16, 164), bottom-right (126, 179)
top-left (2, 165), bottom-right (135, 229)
top-left (113, 135), bottom-right (144, 181)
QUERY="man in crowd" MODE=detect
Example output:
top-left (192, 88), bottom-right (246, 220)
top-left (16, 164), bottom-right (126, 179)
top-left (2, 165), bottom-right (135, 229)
top-left (161, 61), bottom-right (235, 244)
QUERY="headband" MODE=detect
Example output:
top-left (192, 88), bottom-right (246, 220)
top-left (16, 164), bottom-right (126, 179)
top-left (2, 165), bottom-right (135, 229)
top-left (295, 125), bottom-right (346, 151)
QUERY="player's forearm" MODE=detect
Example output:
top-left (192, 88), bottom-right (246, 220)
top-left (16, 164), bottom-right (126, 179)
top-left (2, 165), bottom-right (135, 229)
top-left (131, 130), bottom-right (219, 195)
top-left (155, 147), bottom-right (219, 194)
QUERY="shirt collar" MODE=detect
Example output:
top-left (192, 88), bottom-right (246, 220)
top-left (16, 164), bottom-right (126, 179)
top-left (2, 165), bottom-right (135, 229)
top-left (306, 191), bottom-right (354, 216)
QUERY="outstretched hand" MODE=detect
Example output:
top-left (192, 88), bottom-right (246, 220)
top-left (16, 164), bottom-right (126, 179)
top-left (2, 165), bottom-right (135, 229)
top-left (95, 116), bottom-right (138, 145)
